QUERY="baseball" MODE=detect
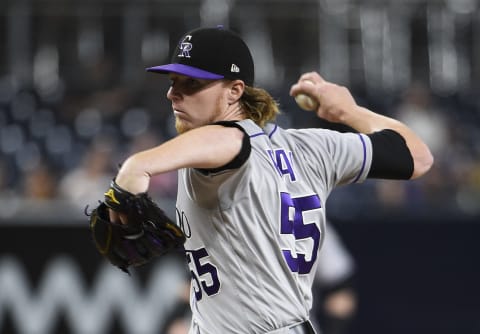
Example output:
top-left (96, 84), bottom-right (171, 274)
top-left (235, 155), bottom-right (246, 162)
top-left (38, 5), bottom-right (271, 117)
top-left (295, 80), bottom-right (318, 111)
top-left (295, 94), bottom-right (318, 111)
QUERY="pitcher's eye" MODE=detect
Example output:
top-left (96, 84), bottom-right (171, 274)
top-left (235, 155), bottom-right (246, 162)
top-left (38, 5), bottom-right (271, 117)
top-left (185, 78), bottom-right (202, 89)
top-left (168, 76), bottom-right (216, 94)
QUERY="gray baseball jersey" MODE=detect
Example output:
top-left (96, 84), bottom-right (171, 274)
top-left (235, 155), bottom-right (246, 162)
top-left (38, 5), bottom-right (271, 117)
top-left (176, 119), bottom-right (372, 334)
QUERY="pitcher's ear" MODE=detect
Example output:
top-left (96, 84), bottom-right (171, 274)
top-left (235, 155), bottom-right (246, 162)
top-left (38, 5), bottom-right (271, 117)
top-left (227, 80), bottom-right (245, 103)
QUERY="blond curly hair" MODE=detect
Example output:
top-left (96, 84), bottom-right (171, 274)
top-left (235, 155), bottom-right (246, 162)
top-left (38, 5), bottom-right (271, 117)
top-left (239, 86), bottom-right (280, 127)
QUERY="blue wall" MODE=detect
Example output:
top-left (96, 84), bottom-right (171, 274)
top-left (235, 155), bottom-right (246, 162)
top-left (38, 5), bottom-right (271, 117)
top-left (332, 219), bottom-right (480, 334)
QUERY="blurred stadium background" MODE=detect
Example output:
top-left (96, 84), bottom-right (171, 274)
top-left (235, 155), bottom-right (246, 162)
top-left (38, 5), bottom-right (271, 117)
top-left (0, 0), bottom-right (479, 333)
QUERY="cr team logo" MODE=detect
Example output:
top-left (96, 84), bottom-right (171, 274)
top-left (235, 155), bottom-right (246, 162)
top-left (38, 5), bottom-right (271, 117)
top-left (178, 35), bottom-right (193, 58)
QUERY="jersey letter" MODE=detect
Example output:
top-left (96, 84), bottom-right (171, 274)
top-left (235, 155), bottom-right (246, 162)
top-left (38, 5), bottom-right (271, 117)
top-left (267, 149), bottom-right (296, 182)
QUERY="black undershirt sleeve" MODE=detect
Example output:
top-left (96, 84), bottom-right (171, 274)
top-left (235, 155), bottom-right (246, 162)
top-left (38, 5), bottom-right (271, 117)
top-left (367, 129), bottom-right (414, 179)
top-left (196, 121), bottom-right (251, 174)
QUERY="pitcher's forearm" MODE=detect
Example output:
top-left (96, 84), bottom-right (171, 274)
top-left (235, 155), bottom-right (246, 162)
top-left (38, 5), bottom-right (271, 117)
top-left (115, 125), bottom-right (244, 193)
top-left (345, 107), bottom-right (434, 179)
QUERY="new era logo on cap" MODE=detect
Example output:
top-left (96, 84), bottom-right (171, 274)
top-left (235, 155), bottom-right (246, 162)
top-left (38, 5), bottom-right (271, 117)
top-left (146, 26), bottom-right (254, 86)
top-left (231, 64), bottom-right (240, 73)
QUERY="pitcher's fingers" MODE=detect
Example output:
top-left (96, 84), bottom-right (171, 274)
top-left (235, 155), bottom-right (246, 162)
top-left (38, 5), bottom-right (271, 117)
top-left (298, 72), bottom-right (326, 85)
top-left (108, 209), bottom-right (119, 223)
top-left (108, 209), bottom-right (128, 225)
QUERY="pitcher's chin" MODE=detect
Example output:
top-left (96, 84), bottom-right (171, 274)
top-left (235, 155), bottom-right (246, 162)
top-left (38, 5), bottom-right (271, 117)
top-left (175, 118), bottom-right (193, 134)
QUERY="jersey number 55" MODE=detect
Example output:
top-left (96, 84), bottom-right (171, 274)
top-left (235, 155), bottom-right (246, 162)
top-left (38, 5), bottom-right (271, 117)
top-left (280, 192), bottom-right (322, 275)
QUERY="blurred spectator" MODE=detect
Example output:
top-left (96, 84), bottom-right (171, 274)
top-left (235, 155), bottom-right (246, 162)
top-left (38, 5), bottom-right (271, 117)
top-left (396, 81), bottom-right (449, 156)
top-left (58, 136), bottom-right (116, 210)
top-left (21, 162), bottom-right (58, 200)
top-left (371, 81), bottom-right (451, 213)
top-left (0, 160), bottom-right (8, 192)
top-left (312, 223), bottom-right (357, 334)
top-left (454, 158), bottom-right (480, 216)
top-left (160, 277), bottom-right (191, 334)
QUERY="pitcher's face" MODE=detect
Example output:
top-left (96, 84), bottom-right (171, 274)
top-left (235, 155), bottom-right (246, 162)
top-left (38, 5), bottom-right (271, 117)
top-left (167, 74), bottom-right (230, 134)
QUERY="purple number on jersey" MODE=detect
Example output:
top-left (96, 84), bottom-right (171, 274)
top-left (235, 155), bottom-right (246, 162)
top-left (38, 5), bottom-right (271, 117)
top-left (280, 192), bottom-right (322, 274)
top-left (186, 248), bottom-right (220, 300)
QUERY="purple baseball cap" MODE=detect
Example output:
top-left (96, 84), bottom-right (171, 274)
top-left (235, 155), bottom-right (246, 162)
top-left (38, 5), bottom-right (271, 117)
top-left (146, 26), bottom-right (254, 86)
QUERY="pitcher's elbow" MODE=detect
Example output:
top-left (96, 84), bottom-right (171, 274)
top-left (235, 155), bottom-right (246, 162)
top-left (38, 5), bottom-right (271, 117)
top-left (411, 149), bottom-right (434, 179)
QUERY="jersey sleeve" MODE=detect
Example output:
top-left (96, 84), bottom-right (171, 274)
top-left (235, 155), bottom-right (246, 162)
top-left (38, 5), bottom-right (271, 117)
top-left (291, 128), bottom-right (373, 190)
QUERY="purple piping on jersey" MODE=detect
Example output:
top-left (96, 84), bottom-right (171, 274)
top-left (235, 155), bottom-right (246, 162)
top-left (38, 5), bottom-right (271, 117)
top-left (268, 124), bottom-right (278, 138)
top-left (352, 133), bottom-right (367, 183)
top-left (249, 124), bottom-right (278, 138)
top-left (250, 132), bottom-right (266, 138)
